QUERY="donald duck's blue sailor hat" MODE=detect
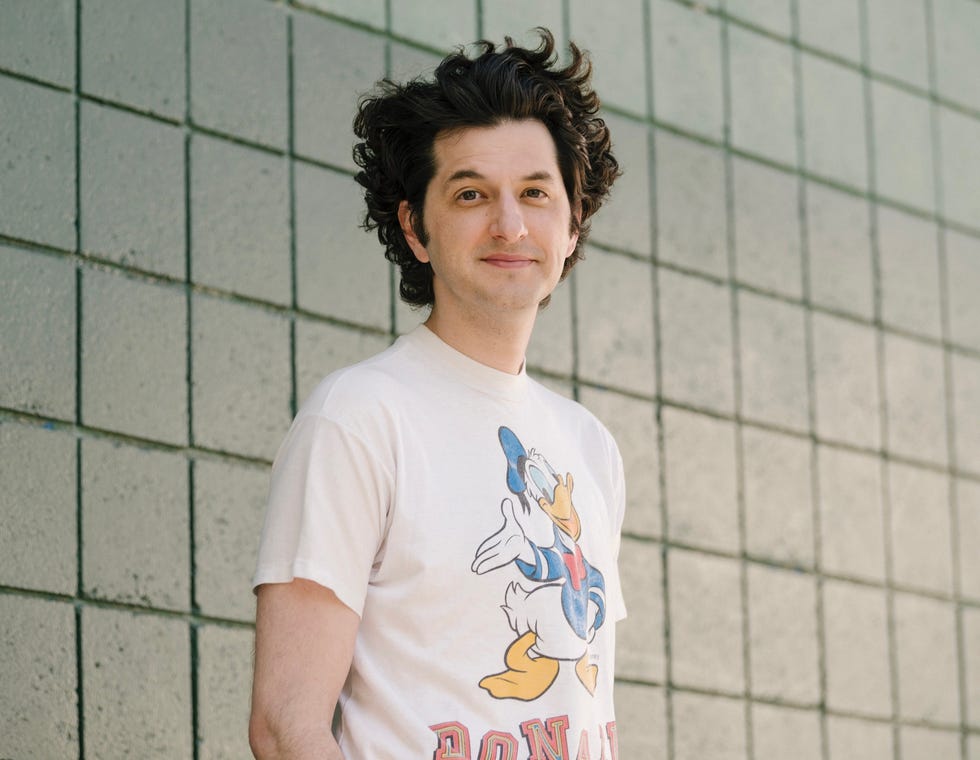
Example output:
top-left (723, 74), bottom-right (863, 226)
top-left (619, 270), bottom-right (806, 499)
top-left (498, 426), bottom-right (528, 495)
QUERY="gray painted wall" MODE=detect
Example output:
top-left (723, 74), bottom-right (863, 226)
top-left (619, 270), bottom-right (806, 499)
top-left (1, 0), bottom-right (979, 757)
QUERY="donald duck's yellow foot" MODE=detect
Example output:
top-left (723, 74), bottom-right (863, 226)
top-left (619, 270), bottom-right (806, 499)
top-left (575, 654), bottom-right (598, 695)
top-left (479, 631), bottom-right (559, 701)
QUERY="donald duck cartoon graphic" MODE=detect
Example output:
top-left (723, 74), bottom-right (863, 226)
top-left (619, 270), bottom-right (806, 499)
top-left (472, 426), bottom-right (607, 702)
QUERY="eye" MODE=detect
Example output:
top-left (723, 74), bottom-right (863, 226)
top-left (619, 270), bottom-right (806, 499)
top-left (456, 189), bottom-right (481, 202)
top-left (523, 188), bottom-right (547, 199)
top-left (528, 465), bottom-right (556, 504)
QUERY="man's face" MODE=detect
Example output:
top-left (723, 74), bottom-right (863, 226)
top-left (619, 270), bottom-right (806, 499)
top-left (398, 119), bottom-right (578, 321)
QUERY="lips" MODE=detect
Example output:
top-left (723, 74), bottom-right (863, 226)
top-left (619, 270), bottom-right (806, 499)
top-left (482, 252), bottom-right (537, 268)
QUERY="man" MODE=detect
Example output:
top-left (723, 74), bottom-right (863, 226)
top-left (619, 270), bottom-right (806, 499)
top-left (250, 29), bottom-right (625, 759)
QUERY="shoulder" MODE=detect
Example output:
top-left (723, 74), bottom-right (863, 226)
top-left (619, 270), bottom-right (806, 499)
top-left (528, 379), bottom-right (621, 457)
top-left (270, 342), bottom-right (417, 475)
top-left (297, 337), bottom-right (419, 426)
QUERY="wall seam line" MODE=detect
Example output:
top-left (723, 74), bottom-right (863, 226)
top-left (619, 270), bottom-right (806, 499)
top-left (924, 0), bottom-right (968, 756)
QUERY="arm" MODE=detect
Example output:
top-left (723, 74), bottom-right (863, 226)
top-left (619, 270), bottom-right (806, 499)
top-left (250, 578), bottom-right (360, 760)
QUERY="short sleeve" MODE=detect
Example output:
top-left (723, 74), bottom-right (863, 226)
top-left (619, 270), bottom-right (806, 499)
top-left (252, 413), bottom-right (393, 616)
top-left (607, 434), bottom-right (628, 622)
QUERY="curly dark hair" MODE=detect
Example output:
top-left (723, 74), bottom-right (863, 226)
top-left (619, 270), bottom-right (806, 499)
top-left (352, 28), bottom-right (620, 307)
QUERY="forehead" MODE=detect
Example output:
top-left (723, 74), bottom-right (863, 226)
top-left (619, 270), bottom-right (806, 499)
top-left (430, 119), bottom-right (561, 179)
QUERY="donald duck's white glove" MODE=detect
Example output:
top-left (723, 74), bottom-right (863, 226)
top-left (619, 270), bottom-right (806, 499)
top-left (471, 498), bottom-right (535, 574)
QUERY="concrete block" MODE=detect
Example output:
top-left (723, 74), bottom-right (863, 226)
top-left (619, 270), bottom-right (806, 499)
top-left (295, 320), bottom-right (391, 404)
top-left (190, 0), bottom-right (288, 148)
top-left (742, 426), bottom-right (814, 567)
top-left (939, 106), bottom-right (980, 229)
top-left (658, 268), bottom-right (735, 414)
top-left (0, 76), bottom-right (75, 249)
top-left (391, 0), bottom-right (477, 50)
top-left (614, 683), bottom-right (667, 759)
top-left (801, 53), bottom-right (868, 190)
top-left (655, 131), bottom-right (728, 278)
top-left (895, 594), bottom-right (960, 720)
top-left (747, 564), bottom-right (820, 703)
top-left (726, 0), bottom-right (792, 37)
top-left (738, 292), bottom-right (808, 431)
top-left (865, 0), bottom-right (929, 90)
top-left (194, 458), bottom-right (270, 621)
top-left (191, 134), bottom-right (290, 304)
top-left (578, 387), bottom-right (660, 538)
top-left (732, 158), bottom-right (802, 298)
top-left (900, 726), bottom-right (961, 760)
top-left (82, 437), bottom-right (190, 610)
top-left (827, 715), bottom-right (894, 760)
top-left (727, 25), bottom-right (797, 167)
top-left (589, 113), bottom-right (652, 256)
top-left (388, 41), bottom-right (441, 83)
top-left (196, 624), bottom-right (255, 760)
top-left (80, 102), bottom-right (185, 278)
top-left (812, 312), bottom-right (880, 450)
top-left (952, 355), bottom-right (980, 471)
top-left (884, 334), bottom-right (947, 466)
top-left (526, 278), bottom-right (573, 376)
top-left (972, 734), bottom-right (980, 760)
top-left (871, 82), bottom-right (934, 214)
top-left (0, 596), bottom-right (77, 758)
top-left (615, 537), bottom-right (664, 681)
top-left (946, 230), bottom-right (980, 352)
top-left (295, 163), bottom-right (391, 330)
top-left (673, 691), bottom-right (747, 760)
top-left (933, 0), bottom-right (980, 112)
top-left (751, 703), bottom-right (821, 760)
top-left (805, 182), bottom-right (873, 320)
top-left (293, 15), bottom-right (385, 170)
top-left (797, 0), bottom-right (861, 63)
top-left (81, 268), bottom-right (188, 445)
top-left (878, 206), bottom-right (942, 339)
top-left (569, 0), bottom-right (647, 115)
top-left (663, 408), bottom-right (738, 551)
top-left (81, 0), bottom-right (185, 118)
top-left (0, 0), bottom-right (74, 86)
top-left (300, 0), bottom-right (385, 29)
top-left (82, 606), bottom-right (192, 758)
top-left (192, 294), bottom-right (291, 459)
top-left (818, 446), bottom-right (885, 582)
top-left (888, 462), bottom-right (953, 595)
top-left (481, 3), bottom-right (566, 50)
top-left (668, 549), bottom-right (744, 693)
top-left (0, 247), bottom-right (76, 417)
top-left (958, 479), bottom-right (980, 600)
top-left (823, 579), bottom-right (891, 716)
top-left (0, 423), bottom-right (76, 594)
top-left (650, 0), bottom-right (723, 141)
top-left (964, 606), bottom-right (980, 728)
top-left (575, 249), bottom-right (656, 396)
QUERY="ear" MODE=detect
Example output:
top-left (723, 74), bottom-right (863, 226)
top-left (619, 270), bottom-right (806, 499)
top-left (398, 200), bottom-right (430, 264)
top-left (564, 231), bottom-right (579, 259)
top-left (565, 206), bottom-right (581, 259)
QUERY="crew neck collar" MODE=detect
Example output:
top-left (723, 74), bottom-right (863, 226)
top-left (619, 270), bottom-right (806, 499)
top-left (404, 324), bottom-right (529, 402)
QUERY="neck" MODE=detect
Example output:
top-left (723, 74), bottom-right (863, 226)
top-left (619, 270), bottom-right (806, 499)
top-left (424, 305), bottom-right (535, 375)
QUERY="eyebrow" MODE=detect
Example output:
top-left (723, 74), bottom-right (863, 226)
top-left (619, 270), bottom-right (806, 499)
top-left (444, 169), bottom-right (558, 186)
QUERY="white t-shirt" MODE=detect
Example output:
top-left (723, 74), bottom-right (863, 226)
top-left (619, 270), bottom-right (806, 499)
top-left (254, 325), bottom-right (627, 759)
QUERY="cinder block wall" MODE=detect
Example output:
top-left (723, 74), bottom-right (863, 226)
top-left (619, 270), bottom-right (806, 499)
top-left (1, 0), bottom-right (978, 757)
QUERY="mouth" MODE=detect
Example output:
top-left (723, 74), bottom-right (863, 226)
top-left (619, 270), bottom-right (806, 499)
top-left (482, 254), bottom-right (536, 269)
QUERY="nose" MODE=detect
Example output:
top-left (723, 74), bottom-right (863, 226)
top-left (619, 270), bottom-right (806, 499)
top-left (489, 195), bottom-right (528, 243)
